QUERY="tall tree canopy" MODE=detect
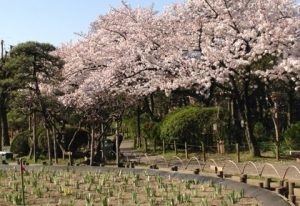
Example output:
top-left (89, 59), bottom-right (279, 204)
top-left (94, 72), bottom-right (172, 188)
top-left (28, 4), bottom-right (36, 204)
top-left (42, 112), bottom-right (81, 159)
top-left (56, 0), bottom-right (300, 156)
top-left (5, 42), bottom-right (63, 122)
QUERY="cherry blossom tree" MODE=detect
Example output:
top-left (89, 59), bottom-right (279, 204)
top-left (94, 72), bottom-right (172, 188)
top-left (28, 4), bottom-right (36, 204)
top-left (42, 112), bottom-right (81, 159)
top-left (56, 0), bottom-right (299, 157)
top-left (161, 0), bottom-right (300, 156)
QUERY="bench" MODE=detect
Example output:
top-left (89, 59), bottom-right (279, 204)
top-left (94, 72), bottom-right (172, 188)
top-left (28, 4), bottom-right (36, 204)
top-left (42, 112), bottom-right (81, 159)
top-left (0, 151), bottom-right (13, 160)
top-left (289, 151), bottom-right (300, 157)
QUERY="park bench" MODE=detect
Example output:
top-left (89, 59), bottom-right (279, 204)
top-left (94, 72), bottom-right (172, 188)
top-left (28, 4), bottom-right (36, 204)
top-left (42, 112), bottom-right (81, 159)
top-left (289, 150), bottom-right (300, 158)
top-left (0, 151), bottom-right (13, 160)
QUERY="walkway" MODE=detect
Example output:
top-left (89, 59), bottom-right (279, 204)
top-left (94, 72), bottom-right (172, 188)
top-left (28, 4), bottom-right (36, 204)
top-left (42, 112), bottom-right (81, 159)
top-left (120, 140), bottom-right (300, 181)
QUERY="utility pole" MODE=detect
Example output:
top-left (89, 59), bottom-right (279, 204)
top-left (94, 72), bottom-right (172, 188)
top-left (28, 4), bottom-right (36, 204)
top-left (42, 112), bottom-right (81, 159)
top-left (0, 40), bottom-right (4, 151)
top-left (1, 40), bottom-right (4, 59)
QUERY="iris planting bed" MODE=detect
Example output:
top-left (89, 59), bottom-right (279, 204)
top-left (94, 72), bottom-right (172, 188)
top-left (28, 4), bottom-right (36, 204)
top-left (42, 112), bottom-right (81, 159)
top-left (0, 167), bottom-right (260, 206)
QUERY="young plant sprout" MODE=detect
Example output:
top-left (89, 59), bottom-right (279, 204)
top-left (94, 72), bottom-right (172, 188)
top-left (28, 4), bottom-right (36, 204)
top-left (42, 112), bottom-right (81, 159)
top-left (0, 168), bottom-right (259, 205)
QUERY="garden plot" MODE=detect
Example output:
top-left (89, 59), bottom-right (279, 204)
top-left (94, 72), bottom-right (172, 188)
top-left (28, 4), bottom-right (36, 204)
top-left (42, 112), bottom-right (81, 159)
top-left (0, 168), bottom-right (260, 206)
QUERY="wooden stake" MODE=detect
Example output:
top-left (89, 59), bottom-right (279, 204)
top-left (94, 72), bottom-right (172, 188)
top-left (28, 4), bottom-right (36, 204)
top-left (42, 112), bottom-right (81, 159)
top-left (174, 140), bottom-right (177, 155)
top-left (185, 142), bottom-right (188, 159)
top-left (20, 158), bottom-right (25, 206)
top-left (201, 142), bottom-right (206, 162)
top-left (236, 143), bottom-right (240, 163)
top-left (162, 139), bottom-right (165, 155)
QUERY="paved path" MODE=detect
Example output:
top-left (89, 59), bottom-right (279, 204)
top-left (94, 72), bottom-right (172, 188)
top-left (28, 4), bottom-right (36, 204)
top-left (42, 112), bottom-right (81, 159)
top-left (120, 139), bottom-right (300, 181)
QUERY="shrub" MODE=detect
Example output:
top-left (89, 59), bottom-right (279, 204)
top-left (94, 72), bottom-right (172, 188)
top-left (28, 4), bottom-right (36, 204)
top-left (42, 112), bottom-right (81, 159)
top-left (10, 131), bottom-right (31, 156)
top-left (11, 125), bottom-right (89, 156)
top-left (62, 125), bottom-right (89, 152)
top-left (38, 125), bottom-right (89, 153)
top-left (254, 122), bottom-right (267, 141)
top-left (142, 121), bottom-right (160, 141)
top-left (160, 106), bottom-right (229, 145)
top-left (123, 117), bottom-right (138, 139)
top-left (36, 128), bottom-right (47, 154)
top-left (284, 122), bottom-right (300, 150)
top-left (123, 114), bottom-right (160, 140)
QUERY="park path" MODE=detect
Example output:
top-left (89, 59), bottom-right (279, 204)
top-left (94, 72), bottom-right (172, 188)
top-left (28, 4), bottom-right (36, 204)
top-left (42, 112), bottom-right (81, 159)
top-left (120, 139), bottom-right (300, 181)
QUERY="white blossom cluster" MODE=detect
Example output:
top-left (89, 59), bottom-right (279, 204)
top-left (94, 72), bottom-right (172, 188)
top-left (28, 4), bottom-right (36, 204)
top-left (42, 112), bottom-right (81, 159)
top-left (55, 0), bottom-right (300, 108)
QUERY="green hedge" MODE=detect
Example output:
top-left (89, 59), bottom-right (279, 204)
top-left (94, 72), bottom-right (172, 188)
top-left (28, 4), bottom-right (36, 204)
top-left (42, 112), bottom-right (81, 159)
top-left (123, 113), bottom-right (160, 140)
top-left (10, 130), bottom-right (31, 156)
top-left (62, 125), bottom-right (89, 152)
top-left (160, 106), bottom-right (229, 145)
top-left (284, 122), bottom-right (300, 150)
top-left (10, 125), bottom-right (89, 156)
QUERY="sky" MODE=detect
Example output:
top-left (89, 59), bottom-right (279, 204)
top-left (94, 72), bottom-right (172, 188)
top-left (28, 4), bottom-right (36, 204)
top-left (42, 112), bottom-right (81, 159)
top-left (0, 0), bottom-right (183, 49)
top-left (0, 0), bottom-right (299, 49)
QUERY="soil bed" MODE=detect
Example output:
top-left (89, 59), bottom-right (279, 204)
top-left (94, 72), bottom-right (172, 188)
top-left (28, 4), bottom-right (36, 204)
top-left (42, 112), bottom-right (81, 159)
top-left (0, 167), bottom-right (260, 206)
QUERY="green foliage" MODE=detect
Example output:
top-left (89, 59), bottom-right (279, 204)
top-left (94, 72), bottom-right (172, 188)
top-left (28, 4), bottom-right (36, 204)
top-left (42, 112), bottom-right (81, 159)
top-left (10, 131), bottom-right (30, 156)
top-left (284, 122), bottom-right (300, 150)
top-left (7, 109), bottom-right (27, 131)
top-left (160, 106), bottom-right (229, 145)
top-left (123, 113), bottom-right (160, 140)
top-left (11, 127), bottom-right (47, 156)
top-left (142, 119), bottom-right (160, 140)
top-left (63, 125), bottom-right (89, 152)
top-left (37, 125), bottom-right (89, 154)
top-left (38, 125), bottom-right (88, 154)
top-left (253, 122), bottom-right (267, 140)
top-left (4, 41), bottom-right (63, 89)
top-left (36, 127), bottom-right (48, 154)
top-left (123, 117), bottom-right (138, 138)
top-left (10, 125), bottom-right (89, 156)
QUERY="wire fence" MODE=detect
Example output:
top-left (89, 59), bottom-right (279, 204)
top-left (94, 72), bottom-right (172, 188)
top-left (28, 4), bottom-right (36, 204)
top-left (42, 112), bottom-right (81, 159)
top-left (132, 140), bottom-right (291, 163)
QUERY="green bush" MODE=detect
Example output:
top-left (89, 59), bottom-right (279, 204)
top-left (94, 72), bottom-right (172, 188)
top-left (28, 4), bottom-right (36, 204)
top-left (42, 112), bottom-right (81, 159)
top-left (284, 122), bottom-right (300, 150)
top-left (10, 131), bottom-right (31, 156)
top-left (11, 125), bottom-right (89, 156)
top-left (160, 106), bottom-right (229, 145)
top-left (38, 125), bottom-right (89, 154)
top-left (254, 122), bottom-right (267, 141)
top-left (36, 128), bottom-right (47, 154)
top-left (62, 125), bottom-right (89, 152)
top-left (142, 121), bottom-right (160, 140)
top-left (123, 117), bottom-right (138, 139)
top-left (123, 114), bottom-right (160, 140)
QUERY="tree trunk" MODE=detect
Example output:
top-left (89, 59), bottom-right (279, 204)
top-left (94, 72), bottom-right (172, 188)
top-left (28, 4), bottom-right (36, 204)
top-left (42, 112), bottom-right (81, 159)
top-left (52, 126), bottom-right (58, 164)
top-left (272, 115), bottom-right (280, 160)
top-left (150, 94), bottom-right (155, 114)
top-left (94, 121), bottom-right (111, 163)
top-left (144, 137), bottom-right (148, 153)
top-left (32, 112), bottom-right (37, 163)
top-left (116, 121), bottom-right (120, 167)
top-left (0, 98), bottom-right (10, 147)
top-left (242, 100), bottom-right (261, 157)
top-left (90, 125), bottom-right (95, 166)
top-left (46, 127), bottom-right (52, 165)
top-left (100, 123), bottom-right (104, 163)
top-left (67, 122), bottom-right (82, 152)
top-left (0, 116), bottom-right (2, 151)
top-left (233, 70), bottom-right (260, 157)
top-left (232, 99), bottom-right (243, 145)
top-left (287, 88), bottom-right (294, 126)
top-left (137, 106), bottom-right (141, 148)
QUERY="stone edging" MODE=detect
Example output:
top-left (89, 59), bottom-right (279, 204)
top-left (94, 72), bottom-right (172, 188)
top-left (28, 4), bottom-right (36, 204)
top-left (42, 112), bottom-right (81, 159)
top-left (66, 166), bottom-right (293, 206)
top-left (124, 168), bottom-right (291, 206)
